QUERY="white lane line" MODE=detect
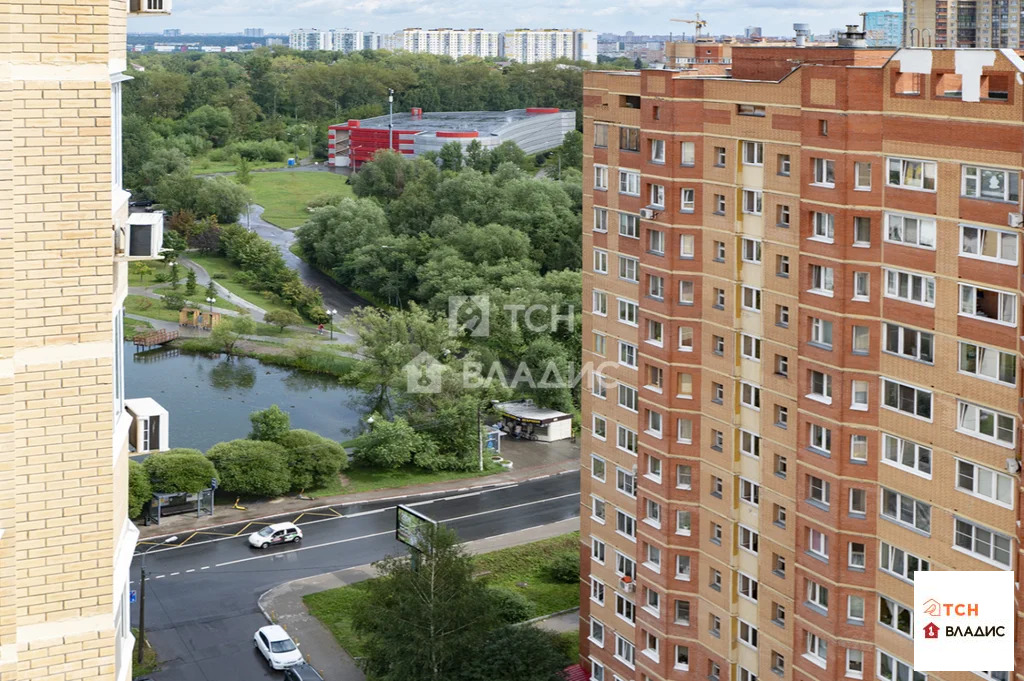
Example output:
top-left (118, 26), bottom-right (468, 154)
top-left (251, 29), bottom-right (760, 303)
top-left (439, 492), bottom-right (580, 523)
top-left (186, 569), bottom-right (195, 573)
top-left (407, 499), bottom-right (436, 507)
top-left (155, 575), bottom-right (165, 579)
top-left (214, 530), bottom-right (395, 568)
top-left (343, 508), bottom-right (391, 519)
top-left (170, 572), bottom-right (180, 576)
top-left (200, 566), bottom-right (210, 570)
top-left (442, 491), bottom-right (481, 501)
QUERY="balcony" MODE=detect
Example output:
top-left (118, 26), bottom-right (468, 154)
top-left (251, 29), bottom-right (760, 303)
top-left (129, 0), bottom-right (171, 14)
top-left (116, 211), bottom-right (165, 261)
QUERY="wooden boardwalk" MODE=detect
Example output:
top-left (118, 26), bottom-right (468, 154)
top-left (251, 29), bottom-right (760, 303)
top-left (133, 329), bottom-right (179, 350)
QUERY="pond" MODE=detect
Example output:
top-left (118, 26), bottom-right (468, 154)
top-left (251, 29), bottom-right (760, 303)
top-left (125, 346), bottom-right (365, 451)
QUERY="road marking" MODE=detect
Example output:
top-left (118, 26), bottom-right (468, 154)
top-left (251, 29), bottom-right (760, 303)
top-left (186, 569), bottom-right (195, 573)
top-left (443, 491), bottom-right (481, 501)
top-left (407, 499), bottom-right (436, 507)
top-left (200, 566), bottom-right (210, 570)
top-left (155, 575), bottom-right (165, 579)
top-left (170, 572), bottom-right (180, 576)
top-left (214, 530), bottom-right (395, 568)
top-left (440, 492), bottom-right (580, 523)
top-left (343, 508), bottom-right (391, 519)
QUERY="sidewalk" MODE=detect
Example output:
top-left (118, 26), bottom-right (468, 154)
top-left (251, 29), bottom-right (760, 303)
top-left (258, 517), bottom-right (580, 681)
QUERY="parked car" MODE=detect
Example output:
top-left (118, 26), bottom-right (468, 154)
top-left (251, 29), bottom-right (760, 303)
top-left (253, 624), bottom-right (303, 670)
top-left (284, 663), bottom-right (325, 681)
top-left (248, 522), bottom-right (302, 549)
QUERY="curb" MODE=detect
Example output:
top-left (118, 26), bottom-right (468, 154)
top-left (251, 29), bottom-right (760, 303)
top-left (521, 606), bottom-right (581, 627)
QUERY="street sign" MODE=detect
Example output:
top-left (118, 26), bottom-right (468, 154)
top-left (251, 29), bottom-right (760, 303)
top-left (130, 590), bottom-right (137, 604)
top-left (395, 505), bottom-right (437, 554)
top-left (210, 478), bottom-right (218, 490)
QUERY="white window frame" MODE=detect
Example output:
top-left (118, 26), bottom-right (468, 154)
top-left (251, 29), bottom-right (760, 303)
top-left (614, 634), bottom-right (635, 669)
top-left (738, 524), bottom-right (759, 554)
top-left (877, 651), bottom-right (926, 681)
top-left (617, 299), bottom-right (638, 326)
top-left (887, 156), bottom-right (937, 191)
top-left (878, 595), bottom-right (914, 637)
top-left (742, 140), bottom-right (764, 165)
top-left (882, 433), bottom-right (932, 478)
top-left (740, 382), bottom-right (761, 410)
top-left (851, 380), bottom-right (869, 411)
top-left (805, 632), bottom-right (828, 669)
top-left (953, 517), bottom-right (1012, 568)
top-left (807, 369), bottom-right (832, 404)
top-left (883, 323), bottom-right (933, 363)
top-left (649, 183), bottom-right (665, 208)
top-left (959, 341), bottom-right (1016, 386)
top-left (853, 271), bottom-right (869, 300)
top-left (680, 141), bottom-right (695, 166)
top-left (960, 224), bottom-right (1018, 265)
top-left (881, 487), bottom-right (931, 534)
top-left (955, 458), bottom-right (1013, 508)
top-left (650, 138), bottom-right (666, 163)
top-left (737, 619), bottom-right (759, 649)
top-left (594, 164), bottom-right (609, 190)
top-left (810, 317), bottom-right (833, 348)
top-left (741, 286), bottom-right (761, 312)
top-left (854, 161), bottom-right (871, 190)
top-left (811, 211), bottom-right (835, 242)
top-left (591, 455), bottom-right (606, 481)
top-left (885, 213), bottom-right (936, 249)
top-left (593, 249), bottom-right (609, 274)
top-left (809, 423), bottom-right (832, 454)
top-left (737, 572), bottom-right (758, 602)
top-left (618, 212), bottom-right (640, 238)
top-left (593, 207), bottom-right (608, 232)
top-left (740, 334), bottom-right (761, 360)
top-left (589, 618), bottom-right (605, 647)
top-left (742, 189), bottom-right (763, 215)
top-left (806, 579), bottom-right (829, 611)
top-left (618, 170), bottom-right (640, 196)
top-left (809, 264), bottom-right (834, 296)
top-left (617, 255), bottom-right (638, 282)
top-left (957, 400), bottom-right (1015, 448)
top-left (960, 284), bottom-right (1017, 325)
top-left (962, 164), bottom-right (1019, 202)
top-left (590, 577), bottom-right (606, 605)
top-left (812, 157), bottom-right (835, 186)
top-left (592, 290), bottom-right (607, 316)
top-left (741, 238), bottom-right (762, 263)
top-left (808, 527), bottom-right (828, 558)
top-left (879, 541), bottom-right (929, 583)
top-left (881, 378), bottom-right (932, 420)
top-left (884, 268), bottom-right (935, 306)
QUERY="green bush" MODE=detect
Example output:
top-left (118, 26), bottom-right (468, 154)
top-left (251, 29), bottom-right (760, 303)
top-left (276, 429), bottom-right (348, 491)
top-left (143, 449), bottom-right (217, 494)
top-left (128, 460), bottom-right (152, 519)
top-left (162, 293), bottom-right (185, 310)
top-left (206, 439), bottom-right (291, 497)
top-left (546, 552), bottom-right (580, 584)
top-left (487, 586), bottom-right (532, 624)
top-left (248, 404), bottom-right (291, 442)
top-left (227, 139), bottom-right (291, 162)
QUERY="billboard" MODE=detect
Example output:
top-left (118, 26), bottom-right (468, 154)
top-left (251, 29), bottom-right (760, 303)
top-left (396, 504), bottom-right (437, 553)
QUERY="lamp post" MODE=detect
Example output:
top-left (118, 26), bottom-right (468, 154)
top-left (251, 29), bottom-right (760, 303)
top-left (138, 535), bottom-right (178, 663)
top-left (326, 308), bottom-right (337, 340)
top-left (388, 88), bottom-right (394, 151)
top-left (205, 297), bottom-right (216, 327)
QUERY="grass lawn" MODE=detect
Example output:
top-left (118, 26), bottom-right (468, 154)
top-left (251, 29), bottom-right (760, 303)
top-left (249, 171), bottom-right (354, 229)
top-left (152, 285), bottom-right (246, 313)
top-left (191, 156), bottom-right (289, 175)
top-left (184, 253), bottom-right (298, 317)
top-left (124, 295), bottom-right (182, 324)
top-left (303, 532), bottom-right (580, 659)
top-left (124, 316), bottom-right (153, 337)
top-left (132, 628), bottom-right (160, 677)
top-left (306, 462), bottom-right (504, 498)
top-left (126, 259), bottom-right (173, 287)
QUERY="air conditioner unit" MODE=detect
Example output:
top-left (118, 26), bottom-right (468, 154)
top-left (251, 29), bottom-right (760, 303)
top-left (1008, 212), bottom-right (1023, 228)
top-left (130, 0), bottom-right (171, 14)
top-left (619, 577), bottom-right (636, 593)
top-left (1006, 458), bottom-right (1021, 475)
top-left (118, 212), bottom-right (165, 260)
top-left (639, 208), bottom-right (656, 219)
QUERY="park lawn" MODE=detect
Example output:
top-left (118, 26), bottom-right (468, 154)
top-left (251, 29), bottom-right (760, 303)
top-left (124, 295), bottom-right (182, 324)
top-left (123, 317), bottom-right (152, 337)
top-left (303, 532), bottom-right (580, 660)
top-left (151, 285), bottom-right (246, 313)
top-left (248, 171), bottom-right (354, 229)
top-left (184, 253), bottom-right (299, 317)
top-left (126, 259), bottom-right (174, 287)
top-left (306, 462), bottom-right (503, 498)
top-left (190, 156), bottom-right (289, 175)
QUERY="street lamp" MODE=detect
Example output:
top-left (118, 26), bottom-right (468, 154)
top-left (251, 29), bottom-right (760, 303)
top-left (387, 88), bottom-right (395, 152)
top-left (205, 297), bottom-right (216, 328)
top-left (326, 308), bottom-right (338, 339)
top-left (138, 535), bottom-right (178, 663)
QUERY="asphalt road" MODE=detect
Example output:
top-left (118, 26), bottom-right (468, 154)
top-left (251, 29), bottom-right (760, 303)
top-left (133, 473), bottom-right (581, 681)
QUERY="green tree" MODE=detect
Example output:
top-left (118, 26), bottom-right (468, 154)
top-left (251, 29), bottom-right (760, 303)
top-left (129, 262), bottom-right (153, 284)
top-left (276, 429), bottom-right (348, 491)
top-left (352, 414), bottom-right (430, 469)
top-left (211, 314), bottom-right (256, 354)
top-left (161, 292), bottom-right (185, 310)
top-left (205, 439), bottom-right (291, 497)
top-left (128, 460), bottom-right (152, 519)
top-left (439, 141), bottom-right (464, 171)
top-left (351, 525), bottom-right (497, 681)
top-left (553, 129), bottom-right (583, 171)
top-left (458, 625), bottom-right (569, 681)
top-left (185, 268), bottom-right (197, 296)
top-left (195, 176), bottom-right (251, 224)
top-left (264, 309), bottom-right (303, 331)
top-left (183, 104), bottom-right (234, 147)
top-left (235, 155), bottom-right (252, 185)
top-left (168, 263), bottom-right (180, 290)
top-left (143, 449), bottom-right (217, 494)
top-left (205, 280), bottom-right (217, 301)
top-left (464, 139), bottom-right (491, 173)
top-left (248, 404), bottom-right (291, 442)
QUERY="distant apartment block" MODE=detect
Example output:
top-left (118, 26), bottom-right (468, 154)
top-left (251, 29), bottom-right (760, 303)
top-left (244, 27), bottom-right (265, 37)
top-left (904, 0), bottom-right (1021, 46)
top-left (402, 27), bottom-right (502, 59)
top-left (864, 10), bottom-right (903, 45)
top-left (289, 28), bottom-right (334, 51)
top-left (502, 28), bottom-right (597, 63)
top-left (163, 27), bottom-right (182, 36)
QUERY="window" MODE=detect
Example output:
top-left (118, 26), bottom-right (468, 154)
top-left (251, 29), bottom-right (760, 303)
top-left (592, 372), bottom-right (606, 400)
top-left (884, 269), bottom-right (935, 306)
top-left (675, 510), bottom-right (691, 535)
top-left (886, 212), bottom-right (936, 248)
top-left (679, 188), bottom-right (694, 212)
top-left (617, 384), bottom-right (638, 412)
top-left (650, 138), bottom-right (665, 163)
top-left (677, 235), bottom-right (695, 260)
top-left (888, 157), bottom-right (937, 191)
top-left (808, 370), bottom-right (832, 403)
top-left (593, 415), bottom-right (606, 439)
top-left (879, 541), bottom-right (929, 582)
top-left (589, 618), bottom-right (605, 646)
top-left (813, 157), bottom-right (835, 186)
top-left (649, 183), bottom-right (665, 208)
top-left (819, 119), bottom-right (828, 136)
top-left (591, 662), bottom-right (604, 681)
top-left (742, 141), bottom-right (764, 165)
top-left (777, 204), bottom-right (790, 226)
top-left (712, 335), bottom-right (724, 354)
top-left (881, 488), bottom-right (931, 534)
top-left (711, 382), bottom-right (723, 403)
top-left (737, 103), bottom-right (766, 116)
top-left (616, 551), bottom-right (635, 579)
top-left (742, 238), bottom-right (762, 263)
top-left (851, 381), bottom-right (868, 410)
top-left (775, 406), bottom-right (788, 429)
top-left (880, 433), bottom-right (931, 478)
top-left (740, 382), bottom-right (760, 410)
top-left (642, 631), bottom-right (659, 660)
top-left (851, 326), bottom-right (869, 354)
top-left (594, 165), bottom-right (608, 190)
top-left (647, 274), bottom-right (664, 301)
top-left (738, 572), bottom-right (758, 601)
top-left (962, 284), bottom-right (1017, 324)
top-left (591, 496), bottom-right (606, 522)
top-left (591, 578), bottom-right (606, 604)
top-left (772, 603), bottom-right (786, 625)
top-left (644, 499), bottom-right (662, 528)
top-left (805, 633), bottom-right (827, 668)
top-left (877, 651), bottom-right (927, 681)
top-left (676, 373), bottom-right (693, 398)
top-left (614, 634), bottom-right (635, 668)
top-left (619, 127), bottom-right (639, 151)
top-left (714, 194), bottom-right (725, 213)
top-left (850, 435), bottom-right (868, 462)
top-left (879, 596), bottom-right (913, 636)
top-left (617, 299), bottom-right (638, 326)
top-left (808, 475), bottom-right (831, 507)
top-left (646, 229), bottom-right (665, 256)
top-left (962, 165), bottom-right (1019, 202)
top-left (615, 592), bottom-right (636, 622)
top-left (961, 225), bottom-right (1018, 264)
top-left (809, 264), bottom-right (834, 295)
top-left (675, 554), bottom-right (691, 580)
top-left (854, 161), bottom-right (871, 190)
top-left (775, 354), bottom-right (789, 377)
top-left (808, 527), bottom-right (828, 558)
top-left (809, 423), bottom-right (831, 454)
top-left (849, 541), bottom-right (866, 568)
top-left (807, 580), bottom-right (829, 611)
top-left (619, 170), bottom-right (640, 195)
top-left (884, 324), bottom-right (933, 363)
top-left (674, 281), bottom-right (694, 307)
top-left (592, 538), bottom-right (606, 563)
top-left (680, 141), bottom-right (695, 165)
top-left (645, 455), bottom-right (662, 482)
top-left (593, 249), bottom-right (608, 274)
top-left (674, 646), bottom-right (690, 671)
top-left (852, 217), bottom-right (871, 246)
top-left (591, 455), bottom-right (606, 481)
top-left (646, 366), bottom-right (663, 391)
top-left (676, 464), bottom-right (692, 488)
top-left (777, 255), bottom-right (790, 277)
top-left (772, 553), bottom-right (786, 576)
top-left (593, 123), bottom-right (608, 148)
top-left (778, 153), bottom-right (791, 176)
top-left (959, 342), bottom-right (1016, 385)
top-left (617, 256), bottom-right (638, 282)
top-left (674, 599), bottom-right (690, 624)
top-left (618, 212), bottom-right (640, 238)
top-left (954, 517), bottom-right (1012, 567)
top-left (739, 477), bottom-right (760, 505)
top-left (742, 189), bottom-right (763, 215)
top-left (956, 459), bottom-right (1013, 507)
top-left (739, 429), bottom-right (760, 458)
top-left (882, 379), bottom-right (931, 419)
top-left (616, 467), bottom-right (636, 497)
top-left (811, 212), bottom-right (834, 241)
top-left (852, 271), bottom-right (869, 300)
top-left (741, 286), bottom-right (761, 311)
top-left (617, 425), bottom-right (638, 454)
top-left (810, 317), bottom-right (833, 348)
top-left (771, 652), bottom-right (786, 675)
top-left (738, 525), bottom-right (759, 554)
top-left (678, 327), bottom-right (693, 351)
top-left (710, 475), bottom-right (723, 496)
top-left (592, 291), bottom-right (607, 316)
top-left (776, 304), bottom-right (789, 327)
top-left (740, 334), bottom-right (761, 360)
top-left (710, 522), bottom-right (722, 544)
top-left (738, 620), bottom-right (759, 649)
top-left (714, 146), bottom-right (726, 166)
top-left (713, 240), bottom-right (726, 261)
top-left (618, 341), bottom-right (637, 368)
top-left (957, 400), bottom-right (1015, 447)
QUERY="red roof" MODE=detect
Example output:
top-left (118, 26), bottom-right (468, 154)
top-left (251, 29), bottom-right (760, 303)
top-left (561, 664), bottom-right (589, 681)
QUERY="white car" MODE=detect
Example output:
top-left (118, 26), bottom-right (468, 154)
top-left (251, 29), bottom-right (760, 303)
top-left (248, 522), bottom-right (302, 549)
top-left (254, 624), bottom-right (303, 670)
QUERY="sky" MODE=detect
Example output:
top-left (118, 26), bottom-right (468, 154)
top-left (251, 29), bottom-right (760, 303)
top-left (129, 0), bottom-right (901, 38)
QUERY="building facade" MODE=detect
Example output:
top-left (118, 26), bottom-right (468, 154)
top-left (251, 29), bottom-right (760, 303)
top-left (864, 11), bottom-right (904, 46)
top-left (502, 29), bottom-right (597, 63)
top-left (288, 28), bottom-right (333, 51)
top-left (904, 0), bottom-right (1022, 46)
top-left (582, 45), bottom-right (1024, 681)
top-left (1, 1), bottom-right (169, 680)
top-left (401, 28), bottom-right (501, 59)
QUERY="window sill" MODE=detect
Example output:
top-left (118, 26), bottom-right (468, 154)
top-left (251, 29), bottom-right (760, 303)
top-left (805, 551), bottom-right (829, 565)
top-left (772, 618), bottom-right (785, 628)
top-left (806, 498), bottom-right (830, 513)
top-left (710, 491), bottom-right (723, 499)
top-left (807, 445), bottom-right (832, 459)
top-left (851, 242), bottom-right (871, 249)
top-left (712, 211), bottom-right (725, 216)
top-left (802, 654), bottom-right (828, 670)
top-left (810, 182), bottom-right (836, 189)
top-left (776, 222), bottom-right (790, 228)
top-left (712, 304), bottom-right (724, 310)
top-left (805, 394), bottom-right (833, 406)
top-left (808, 236), bottom-right (835, 245)
top-left (853, 187), bottom-right (872, 192)
top-left (808, 289), bottom-right (835, 298)
top-left (804, 601), bottom-right (828, 617)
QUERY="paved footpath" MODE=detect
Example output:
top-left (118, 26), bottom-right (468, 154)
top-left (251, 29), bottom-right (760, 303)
top-left (258, 517), bottom-right (580, 681)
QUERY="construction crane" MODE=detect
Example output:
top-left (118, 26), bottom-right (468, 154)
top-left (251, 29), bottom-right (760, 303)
top-left (671, 13), bottom-right (708, 41)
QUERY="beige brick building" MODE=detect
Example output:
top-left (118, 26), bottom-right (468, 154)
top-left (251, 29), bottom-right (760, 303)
top-left (0, 1), bottom-right (168, 679)
top-left (582, 42), bottom-right (1024, 681)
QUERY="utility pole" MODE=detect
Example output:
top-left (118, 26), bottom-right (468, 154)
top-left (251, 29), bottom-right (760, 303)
top-left (138, 535), bottom-right (178, 663)
top-left (388, 88), bottom-right (395, 152)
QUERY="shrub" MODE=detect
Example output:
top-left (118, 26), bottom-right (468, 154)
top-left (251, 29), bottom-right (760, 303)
top-left (351, 415), bottom-right (424, 470)
top-left (143, 449), bottom-right (217, 494)
top-left (546, 552), bottom-right (580, 584)
top-left (128, 460), bottom-right (152, 519)
top-left (227, 139), bottom-right (291, 162)
top-left (264, 309), bottom-right (303, 331)
top-left (248, 404), bottom-right (291, 442)
top-left (276, 429), bottom-right (348, 491)
top-left (206, 439), bottom-right (290, 497)
top-left (162, 293), bottom-right (185, 310)
top-left (486, 586), bottom-right (532, 624)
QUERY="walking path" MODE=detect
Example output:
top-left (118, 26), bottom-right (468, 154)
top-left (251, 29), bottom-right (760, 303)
top-left (258, 517), bottom-right (580, 681)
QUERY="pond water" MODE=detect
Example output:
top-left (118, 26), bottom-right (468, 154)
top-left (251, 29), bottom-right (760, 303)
top-left (125, 346), bottom-right (365, 451)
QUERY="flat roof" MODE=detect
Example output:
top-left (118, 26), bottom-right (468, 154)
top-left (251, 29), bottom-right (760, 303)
top-left (340, 108), bottom-right (567, 134)
top-left (494, 400), bottom-right (571, 424)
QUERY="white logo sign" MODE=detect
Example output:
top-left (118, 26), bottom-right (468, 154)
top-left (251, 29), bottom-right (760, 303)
top-left (913, 570), bottom-right (1013, 671)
